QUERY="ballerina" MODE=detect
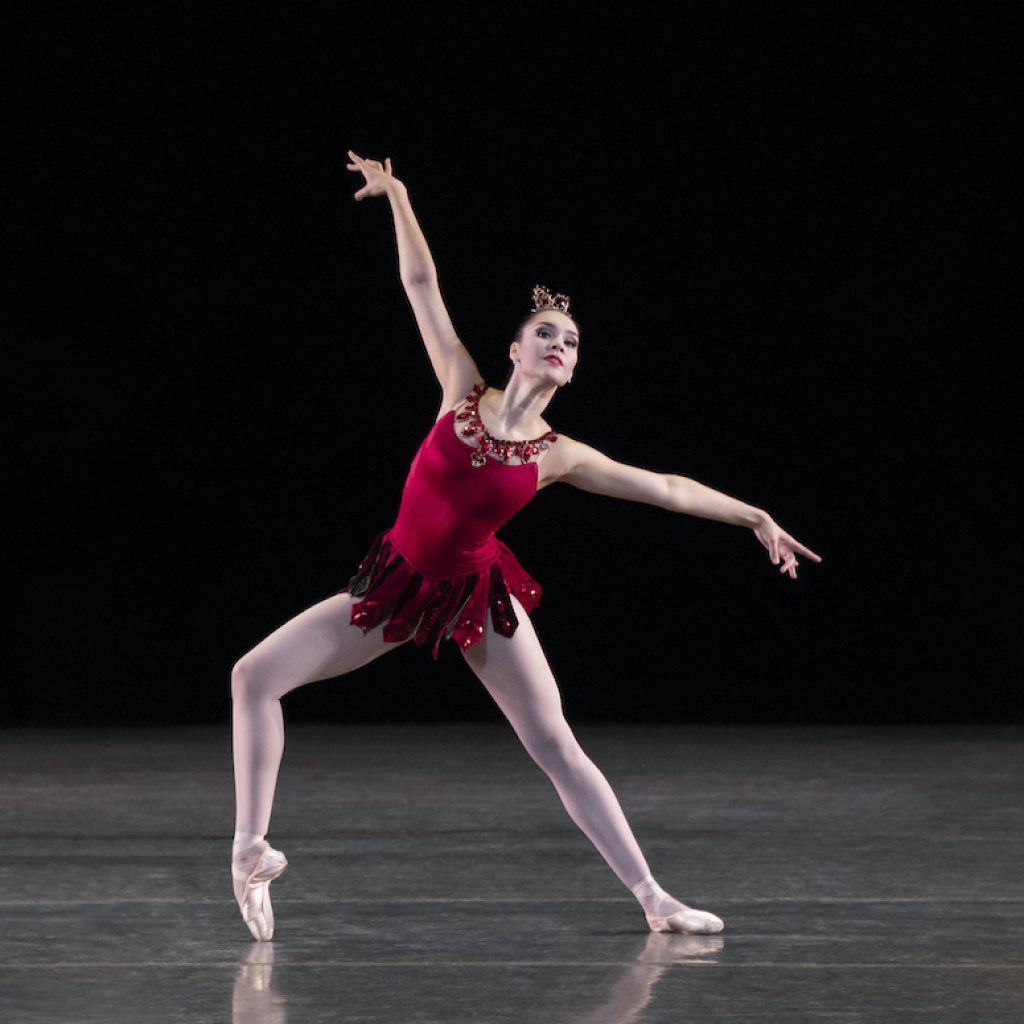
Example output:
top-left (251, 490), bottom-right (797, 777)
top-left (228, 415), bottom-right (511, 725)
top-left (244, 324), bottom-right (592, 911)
top-left (229, 150), bottom-right (822, 941)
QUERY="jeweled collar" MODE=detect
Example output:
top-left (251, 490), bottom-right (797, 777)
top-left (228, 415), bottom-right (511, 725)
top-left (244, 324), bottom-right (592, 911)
top-left (455, 384), bottom-right (559, 468)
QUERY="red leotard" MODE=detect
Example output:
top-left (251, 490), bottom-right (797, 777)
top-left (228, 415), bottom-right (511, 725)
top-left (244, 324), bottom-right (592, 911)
top-left (342, 383), bottom-right (556, 658)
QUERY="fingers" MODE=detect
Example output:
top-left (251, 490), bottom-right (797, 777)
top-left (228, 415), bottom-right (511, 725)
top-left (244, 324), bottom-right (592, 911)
top-left (777, 553), bottom-right (798, 579)
top-left (347, 149), bottom-right (393, 201)
top-left (797, 542), bottom-right (823, 562)
top-left (347, 151), bottom-right (375, 174)
top-left (759, 522), bottom-right (818, 578)
top-left (780, 531), bottom-right (822, 563)
top-left (347, 149), bottom-right (385, 173)
top-left (780, 530), bottom-right (823, 566)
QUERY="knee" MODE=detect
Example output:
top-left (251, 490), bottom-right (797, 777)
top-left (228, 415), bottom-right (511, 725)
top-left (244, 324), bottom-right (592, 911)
top-left (231, 656), bottom-right (262, 703)
top-left (528, 725), bottom-right (589, 777)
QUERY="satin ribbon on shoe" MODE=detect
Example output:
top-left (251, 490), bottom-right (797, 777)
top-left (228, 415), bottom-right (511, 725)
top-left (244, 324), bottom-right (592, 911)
top-left (232, 841), bottom-right (288, 941)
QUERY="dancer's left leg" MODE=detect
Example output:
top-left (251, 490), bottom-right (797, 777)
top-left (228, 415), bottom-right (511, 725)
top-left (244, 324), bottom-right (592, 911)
top-left (461, 594), bottom-right (723, 934)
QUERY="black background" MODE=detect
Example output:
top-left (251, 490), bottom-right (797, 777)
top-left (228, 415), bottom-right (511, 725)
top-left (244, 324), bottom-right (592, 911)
top-left (9, 6), bottom-right (1016, 725)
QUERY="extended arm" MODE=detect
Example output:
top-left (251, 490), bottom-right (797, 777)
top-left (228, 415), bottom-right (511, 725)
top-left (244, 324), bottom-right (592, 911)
top-left (551, 437), bottom-right (822, 578)
top-left (347, 151), bottom-right (480, 407)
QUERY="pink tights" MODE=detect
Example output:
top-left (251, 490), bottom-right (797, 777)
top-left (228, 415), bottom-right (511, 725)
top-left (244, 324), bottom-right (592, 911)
top-left (232, 591), bottom-right (710, 929)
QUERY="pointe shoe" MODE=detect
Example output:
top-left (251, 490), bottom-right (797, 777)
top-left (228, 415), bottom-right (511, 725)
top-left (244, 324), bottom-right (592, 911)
top-left (631, 877), bottom-right (724, 935)
top-left (645, 905), bottom-right (724, 935)
top-left (232, 841), bottom-right (288, 941)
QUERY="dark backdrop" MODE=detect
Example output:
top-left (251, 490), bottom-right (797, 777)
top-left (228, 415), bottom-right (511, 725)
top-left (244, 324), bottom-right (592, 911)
top-left (9, 8), bottom-right (1014, 724)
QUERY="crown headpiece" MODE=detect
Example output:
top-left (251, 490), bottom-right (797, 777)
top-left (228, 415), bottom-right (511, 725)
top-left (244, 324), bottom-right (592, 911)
top-left (531, 284), bottom-right (572, 317)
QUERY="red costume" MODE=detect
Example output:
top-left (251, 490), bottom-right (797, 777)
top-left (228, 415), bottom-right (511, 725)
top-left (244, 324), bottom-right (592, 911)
top-left (342, 383), bottom-right (559, 658)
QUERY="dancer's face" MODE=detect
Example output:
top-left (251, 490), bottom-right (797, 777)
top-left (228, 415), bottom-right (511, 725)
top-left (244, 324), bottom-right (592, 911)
top-left (511, 311), bottom-right (579, 385)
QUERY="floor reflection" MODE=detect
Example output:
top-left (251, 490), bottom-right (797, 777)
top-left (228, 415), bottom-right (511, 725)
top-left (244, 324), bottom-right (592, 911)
top-left (229, 930), bottom-right (723, 1024)
top-left (232, 944), bottom-right (286, 1024)
top-left (569, 932), bottom-right (724, 1024)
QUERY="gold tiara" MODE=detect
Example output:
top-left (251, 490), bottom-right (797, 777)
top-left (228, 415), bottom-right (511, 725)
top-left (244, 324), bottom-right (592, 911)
top-left (531, 284), bottom-right (572, 316)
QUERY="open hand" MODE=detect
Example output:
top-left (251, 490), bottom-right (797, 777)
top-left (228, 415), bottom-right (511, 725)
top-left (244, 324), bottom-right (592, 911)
top-left (754, 515), bottom-right (822, 580)
top-left (346, 150), bottom-right (397, 200)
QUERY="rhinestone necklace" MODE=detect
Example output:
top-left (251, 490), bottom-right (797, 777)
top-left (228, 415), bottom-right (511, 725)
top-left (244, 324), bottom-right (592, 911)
top-left (456, 383), bottom-right (559, 468)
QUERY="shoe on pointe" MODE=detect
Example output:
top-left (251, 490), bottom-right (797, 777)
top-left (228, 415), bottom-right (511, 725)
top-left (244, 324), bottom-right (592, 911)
top-left (232, 840), bottom-right (288, 942)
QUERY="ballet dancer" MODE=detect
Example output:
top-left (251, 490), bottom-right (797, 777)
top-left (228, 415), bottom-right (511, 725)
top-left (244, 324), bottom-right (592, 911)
top-left (229, 151), bottom-right (823, 941)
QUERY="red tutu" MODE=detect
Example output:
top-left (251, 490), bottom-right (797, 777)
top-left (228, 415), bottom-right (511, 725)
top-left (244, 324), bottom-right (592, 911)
top-left (342, 529), bottom-right (541, 659)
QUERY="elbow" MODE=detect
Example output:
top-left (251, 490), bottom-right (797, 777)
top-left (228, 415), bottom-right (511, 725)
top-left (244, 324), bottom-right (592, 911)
top-left (664, 474), bottom-right (691, 513)
top-left (401, 268), bottom-right (438, 290)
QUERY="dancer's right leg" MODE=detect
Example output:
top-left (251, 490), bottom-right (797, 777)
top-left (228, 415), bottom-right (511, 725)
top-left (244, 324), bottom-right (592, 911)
top-left (230, 592), bottom-right (407, 938)
top-left (232, 592), bottom-right (407, 835)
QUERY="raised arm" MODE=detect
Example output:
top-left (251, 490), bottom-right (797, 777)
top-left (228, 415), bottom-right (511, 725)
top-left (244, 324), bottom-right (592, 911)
top-left (347, 151), bottom-right (480, 408)
top-left (547, 436), bottom-right (823, 579)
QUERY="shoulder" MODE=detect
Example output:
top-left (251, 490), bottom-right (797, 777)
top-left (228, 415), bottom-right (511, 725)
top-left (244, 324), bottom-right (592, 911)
top-left (537, 432), bottom-right (587, 482)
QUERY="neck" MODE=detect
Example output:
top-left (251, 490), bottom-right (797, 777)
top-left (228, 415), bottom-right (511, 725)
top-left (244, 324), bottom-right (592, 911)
top-left (491, 373), bottom-right (556, 435)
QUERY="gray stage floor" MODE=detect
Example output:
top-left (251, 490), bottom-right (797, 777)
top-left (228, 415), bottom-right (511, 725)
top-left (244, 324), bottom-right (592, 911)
top-left (1, 723), bottom-right (1022, 1023)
